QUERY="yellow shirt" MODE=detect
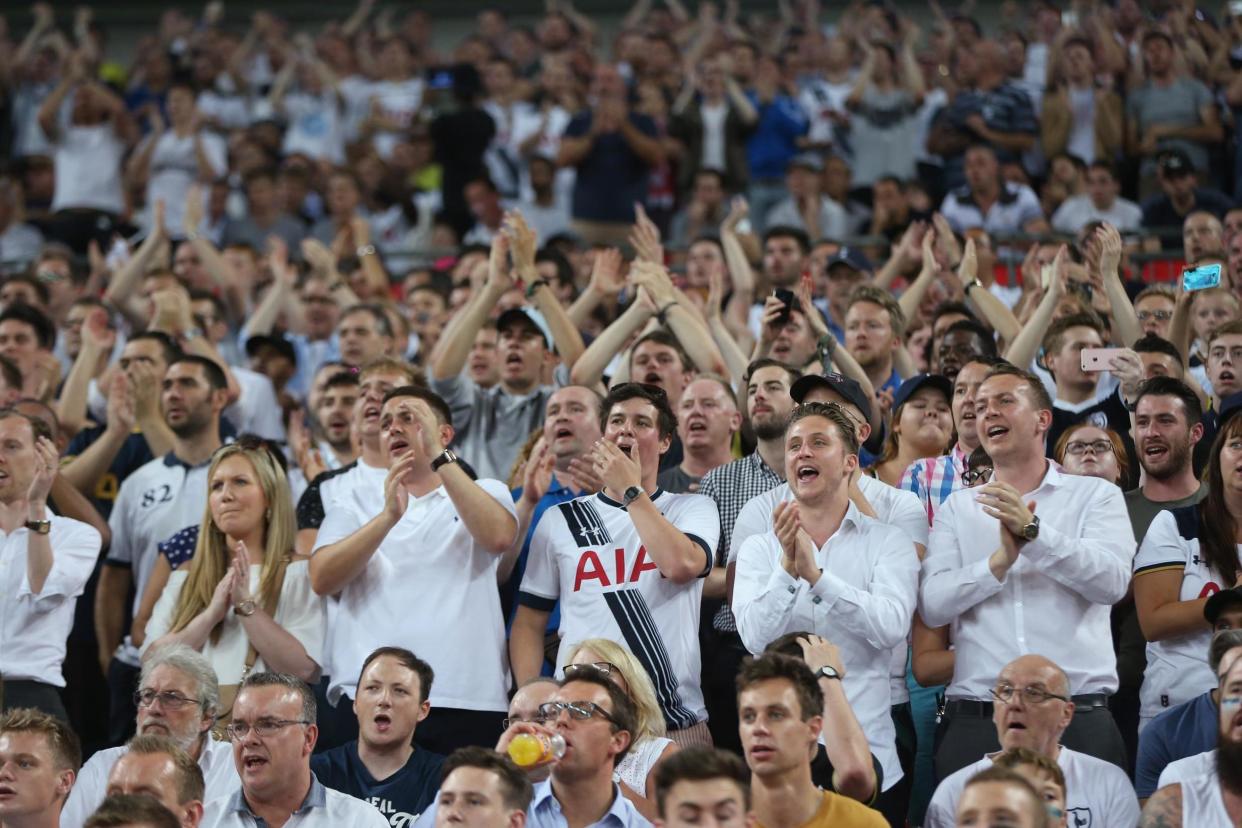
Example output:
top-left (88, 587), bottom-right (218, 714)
top-left (757, 791), bottom-right (887, 828)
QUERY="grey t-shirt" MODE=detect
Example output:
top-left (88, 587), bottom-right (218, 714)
top-left (1124, 481), bottom-right (1207, 545)
top-left (657, 465), bottom-right (702, 494)
top-left (1126, 78), bottom-right (1214, 174)
top-left (849, 87), bottom-right (920, 186)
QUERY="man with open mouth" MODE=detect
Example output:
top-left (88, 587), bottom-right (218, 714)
top-left (0, 708), bottom-right (78, 828)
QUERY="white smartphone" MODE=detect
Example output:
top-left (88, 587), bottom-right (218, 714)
top-left (1081, 347), bottom-right (1124, 372)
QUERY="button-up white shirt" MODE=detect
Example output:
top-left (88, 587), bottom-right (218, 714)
top-left (732, 500), bottom-right (919, 791)
top-left (0, 512), bottom-right (100, 686)
top-left (920, 464), bottom-right (1135, 700)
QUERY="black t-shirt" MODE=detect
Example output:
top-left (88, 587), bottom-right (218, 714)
top-left (311, 741), bottom-right (445, 824)
top-left (1047, 389), bottom-right (1136, 483)
top-left (1140, 188), bottom-right (1235, 248)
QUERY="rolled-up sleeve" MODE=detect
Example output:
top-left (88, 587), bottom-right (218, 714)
top-left (20, 520), bottom-right (101, 612)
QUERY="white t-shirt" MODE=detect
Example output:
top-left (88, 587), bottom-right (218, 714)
top-left (314, 480), bottom-right (517, 711)
top-left (511, 105), bottom-right (576, 206)
top-left (282, 90), bottom-right (345, 164)
top-left (1158, 750), bottom-right (1231, 827)
top-left (728, 476), bottom-right (928, 706)
top-left (50, 108), bottom-right (126, 215)
top-left (924, 746), bottom-right (1140, 828)
top-left (519, 490), bottom-right (721, 731)
top-left (144, 561), bottom-right (326, 684)
top-left (1134, 509), bottom-right (1231, 720)
top-left (1050, 194), bottom-right (1144, 234)
top-left (367, 78), bottom-right (425, 159)
top-left (700, 101), bottom-right (728, 171)
top-left (146, 130), bottom-right (228, 234)
top-left (224, 366), bottom-right (288, 443)
top-left (1067, 86), bottom-right (1097, 163)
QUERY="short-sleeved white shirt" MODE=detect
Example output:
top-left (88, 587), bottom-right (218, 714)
top-left (50, 108), bottom-right (126, 215)
top-left (146, 129), bottom-right (228, 233)
top-left (282, 90), bottom-right (345, 164)
top-left (518, 490), bottom-right (721, 731)
top-left (0, 512), bottom-right (100, 686)
top-left (107, 453), bottom-right (214, 665)
top-left (1133, 509), bottom-right (1228, 720)
top-left (314, 479), bottom-right (517, 711)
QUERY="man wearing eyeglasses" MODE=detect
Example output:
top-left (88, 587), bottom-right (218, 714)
top-left (200, 672), bottom-right (387, 827)
top-left (62, 644), bottom-right (239, 827)
top-left (921, 364), bottom-right (1136, 780)
top-left (923, 655), bottom-right (1139, 828)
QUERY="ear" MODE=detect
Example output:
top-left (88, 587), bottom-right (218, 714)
top-left (805, 714), bottom-right (823, 745)
top-left (305, 723), bottom-right (319, 755)
top-left (56, 769), bottom-right (75, 799)
top-left (439, 423), bottom-right (455, 448)
top-left (729, 410), bottom-right (743, 433)
top-left (1059, 701), bottom-right (1076, 731)
top-left (658, 431), bottom-right (672, 457)
top-left (1035, 407), bottom-right (1053, 433)
top-left (611, 727), bottom-right (633, 759)
top-left (185, 802), bottom-right (205, 823)
top-left (510, 810), bottom-right (528, 828)
top-left (1190, 421), bottom-right (1205, 445)
top-left (418, 700), bottom-right (431, 723)
top-left (857, 421), bottom-right (872, 444)
top-left (843, 453), bottom-right (858, 476)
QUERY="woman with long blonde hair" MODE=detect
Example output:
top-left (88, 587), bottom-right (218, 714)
top-left (564, 638), bottom-right (679, 821)
top-left (143, 438), bottom-right (324, 686)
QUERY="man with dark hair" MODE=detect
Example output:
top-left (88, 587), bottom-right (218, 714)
top-left (336, 305), bottom-right (395, 370)
top-left (698, 359), bottom-right (803, 750)
top-left (1052, 160), bottom-right (1143, 234)
top-left (98, 354), bottom-right (229, 741)
top-left (434, 747), bottom-right (532, 828)
top-left (0, 302), bottom-right (56, 398)
top-left (748, 227), bottom-right (810, 338)
top-left (1141, 150), bottom-right (1233, 248)
top-left (202, 672), bottom-right (387, 827)
top-left (652, 746), bottom-right (749, 828)
top-left (0, 707), bottom-right (80, 827)
top-left (1133, 334), bottom-right (1186, 381)
top-left (311, 647), bottom-right (445, 823)
top-left (302, 372), bottom-right (359, 481)
top-left (105, 734), bottom-right (206, 828)
top-left (922, 364), bottom-right (1136, 778)
top-left (1128, 377), bottom-right (1206, 542)
top-left (952, 767), bottom-right (1047, 828)
top-left (844, 285), bottom-right (906, 396)
top-left (85, 794), bottom-right (181, 828)
top-left (0, 405), bottom-right (101, 720)
top-left (1039, 312), bottom-right (1134, 461)
top-left (735, 654), bottom-right (886, 827)
top-left (311, 387), bottom-right (518, 754)
top-left (933, 319), bottom-right (998, 382)
top-left (512, 383), bottom-right (721, 745)
top-left (734, 402), bottom-right (918, 810)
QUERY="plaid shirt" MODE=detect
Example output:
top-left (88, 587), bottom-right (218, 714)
top-left (698, 452), bottom-right (783, 632)
top-left (898, 444), bottom-right (969, 527)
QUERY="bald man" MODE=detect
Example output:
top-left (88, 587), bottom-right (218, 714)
top-left (924, 655), bottom-right (1139, 828)
top-left (1184, 210), bottom-right (1225, 265)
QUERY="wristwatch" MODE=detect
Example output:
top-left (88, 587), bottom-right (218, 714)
top-left (816, 334), bottom-right (837, 363)
top-left (182, 327), bottom-right (203, 342)
top-left (356, 244), bottom-right (377, 258)
top-left (234, 599), bottom-right (257, 617)
top-left (815, 665), bottom-right (841, 681)
top-left (24, 519), bottom-right (51, 535)
top-left (1020, 514), bottom-right (1041, 542)
top-left (430, 448), bottom-right (459, 472)
top-left (963, 279), bottom-right (982, 295)
top-left (621, 485), bottom-right (645, 509)
top-left (525, 278), bottom-right (550, 298)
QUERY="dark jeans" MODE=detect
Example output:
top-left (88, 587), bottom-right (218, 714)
top-left (106, 658), bottom-right (139, 747)
top-left (933, 695), bottom-right (1128, 783)
top-left (873, 702), bottom-right (915, 828)
top-left (3, 680), bottom-right (67, 721)
top-left (700, 628), bottom-right (747, 755)
top-left (42, 209), bottom-right (123, 256)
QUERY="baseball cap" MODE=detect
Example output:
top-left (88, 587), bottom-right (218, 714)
top-left (891, 373), bottom-right (953, 412)
top-left (787, 152), bottom-right (825, 173)
top-left (790, 372), bottom-right (871, 418)
top-left (1158, 149), bottom-right (1194, 177)
top-left (496, 306), bottom-right (553, 346)
top-left (825, 246), bottom-right (874, 276)
top-left (244, 334), bottom-right (297, 366)
top-left (1205, 588), bottom-right (1242, 626)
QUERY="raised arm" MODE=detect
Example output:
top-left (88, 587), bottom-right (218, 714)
top-left (631, 262), bottom-right (728, 377)
top-left (567, 248), bottom-right (624, 328)
top-left (955, 238), bottom-right (1021, 344)
top-left (105, 202), bottom-right (170, 328)
top-left (509, 212), bottom-right (585, 371)
top-left (570, 298), bottom-right (656, 390)
top-left (430, 234), bottom-right (512, 381)
top-left (1096, 223), bottom-right (1141, 347)
top-left (897, 229), bottom-right (941, 326)
top-left (1004, 246), bottom-right (1069, 369)
top-left (799, 636), bottom-right (878, 804)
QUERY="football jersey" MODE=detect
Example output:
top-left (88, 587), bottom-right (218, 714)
top-left (1134, 507), bottom-right (1234, 720)
top-left (518, 490), bottom-right (721, 731)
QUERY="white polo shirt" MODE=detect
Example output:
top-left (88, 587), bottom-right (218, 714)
top-left (61, 737), bottom-right (237, 828)
top-left (518, 490), bottom-right (720, 732)
top-left (314, 479), bottom-right (517, 711)
top-left (921, 464), bottom-right (1136, 700)
top-left (732, 501), bottom-right (920, 791)
top-left (0, 512), bottom-right (100, 686)
top-left (107, 452), bottom-right (215, 666)
top-left (727, 475), bottom-right (928, 706)
top-left (202, 776), bottom-right (388, 828)
top-left (924, 746), bottom-right (1140, 828)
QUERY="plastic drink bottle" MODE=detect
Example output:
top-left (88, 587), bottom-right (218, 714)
top-left (507, 732), bottom-right (566, 766)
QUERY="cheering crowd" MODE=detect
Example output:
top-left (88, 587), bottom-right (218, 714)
top-left (5, 0), bottom-right (1242, 825)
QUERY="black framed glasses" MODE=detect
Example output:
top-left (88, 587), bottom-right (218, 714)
top-left (990, 683), bottom-right (1069, 706)
top-left (961, 465), bottom-right (993, 486)
top-left (1064, 439), bottom-right (1113, 457)
top-left (224, 718), bottom-right (311, 740)
top-left (133, 689), bottom-right (202, 710)
top-left (536, 701), bottom-right (621, 727)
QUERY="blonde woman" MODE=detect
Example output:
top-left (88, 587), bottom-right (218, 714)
top-left (143, 438), bottom-right (324, 687)
top-left (565, 639), bottom-right (679, 820)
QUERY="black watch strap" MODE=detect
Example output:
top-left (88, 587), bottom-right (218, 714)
top-left (430, 449), bottom-right (458, 472)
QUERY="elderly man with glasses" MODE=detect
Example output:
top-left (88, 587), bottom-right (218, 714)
top-left (922, 654), bottom-right (1139, 828)
top-left (60, 644), bottom-right (239, 827)
top-left (200, 672), bottom-right (386, 827)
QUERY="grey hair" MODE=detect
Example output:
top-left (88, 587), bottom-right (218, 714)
top-left (239, 672), bottom-right (317, 723)
top-left (140, 644), bottom-right (221, 720)
top-left (1211, 629), bottom-right (1242, 674)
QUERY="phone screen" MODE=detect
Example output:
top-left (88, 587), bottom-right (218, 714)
top-left (1183, 263), bottom-right (1223, 292)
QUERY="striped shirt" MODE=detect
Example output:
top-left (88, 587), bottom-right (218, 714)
top-left (899, 445), bottom-right (969, 526)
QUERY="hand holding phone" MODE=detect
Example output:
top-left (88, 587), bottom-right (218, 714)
top-left (1081, 347), bottom-right (1124, 372)
top-left (1183, 263), bottom-right (1222, 292)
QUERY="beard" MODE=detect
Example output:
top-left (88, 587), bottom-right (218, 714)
top-left (1139, 440), bottom-right (1190, 481)
top-left (1218, 736), bottom-right (1242, 794)
top-left (752, 412), bottom-right (790, 442)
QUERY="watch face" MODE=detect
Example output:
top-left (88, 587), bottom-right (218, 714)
top-left (1022, 522), bottom-right (1039, 541)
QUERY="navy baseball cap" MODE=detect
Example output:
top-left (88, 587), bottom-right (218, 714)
top-left (825, 246), bottom-right (874, 276)
top-left (891, 373), bottom-right (953, 412)
top-left (790, 372), bottom-right (871, 418)
top-left (496, 307), bottom-right (552, 345)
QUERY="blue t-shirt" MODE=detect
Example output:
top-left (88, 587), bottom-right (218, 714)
top-left (311, 741), bottom-right (445, 825)
top-left (563, 111), bottom-right (658, 223)
top-left (1135, 689), bottom-right (1217, 798)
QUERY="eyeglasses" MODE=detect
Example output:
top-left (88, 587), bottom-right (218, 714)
top-left (990, 683), bottom-right (1069, 706)
top-left (961, 465), bottom-right (993, 486)
top-left (224, 718), bottom-right (310, 740)
top-left (536, 701), bottom-right (621, 727)
top-left (133, 690), bottom-right (201, 710)
top-left (1136, 310), bottom-right (1173, 322)
top-left (1064, 439), bottom-right (1113, 457)
top-left (564, 661), bottom-right (619, 679)
top-left (35, 269), bottom-right (66, 284)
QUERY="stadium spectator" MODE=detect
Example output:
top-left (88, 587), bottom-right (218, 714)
top-left (0, 708), bottom-right (79, 828)
top-left (103, 734), bottom-right (206, 828)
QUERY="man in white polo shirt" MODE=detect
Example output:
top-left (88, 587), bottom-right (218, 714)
top-left (97, 355), bottom-right (229, 744)
top-left (311, 385), bottom-right (518, 754)
top-left (201, 673), bottom-right (386, 827)
top-left (921, 363), bottom-right (1136, 780)
top-left (732, 401), bottom-right (919, 813)
top-left (923, 654), bottom-right (1139, 827)
top-left (511, 382), bottom-right (721, 746)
